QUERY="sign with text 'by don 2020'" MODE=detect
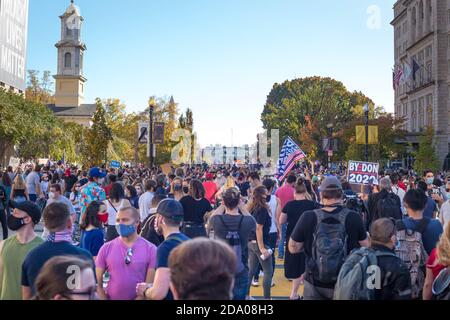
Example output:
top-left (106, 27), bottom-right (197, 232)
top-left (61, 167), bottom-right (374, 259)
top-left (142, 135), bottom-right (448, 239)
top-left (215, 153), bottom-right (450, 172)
top-left (0, 0), bottom-right (29, 91)
top-left (347, 160), bottom-right (379, 186)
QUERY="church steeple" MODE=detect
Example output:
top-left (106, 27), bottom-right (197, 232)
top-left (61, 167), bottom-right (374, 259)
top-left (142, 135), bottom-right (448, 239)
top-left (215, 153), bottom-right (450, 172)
top-left (53, 0), bottom-right (87, 107)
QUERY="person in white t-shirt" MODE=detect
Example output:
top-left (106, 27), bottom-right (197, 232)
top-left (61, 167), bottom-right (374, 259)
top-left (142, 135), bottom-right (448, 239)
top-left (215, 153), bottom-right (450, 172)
top-left (138, 179), bottom-right (156, 222)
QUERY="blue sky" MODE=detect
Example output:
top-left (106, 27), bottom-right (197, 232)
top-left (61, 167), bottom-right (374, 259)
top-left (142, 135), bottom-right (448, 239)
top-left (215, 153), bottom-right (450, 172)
top-left (27, 0), bottom-right (395, 147)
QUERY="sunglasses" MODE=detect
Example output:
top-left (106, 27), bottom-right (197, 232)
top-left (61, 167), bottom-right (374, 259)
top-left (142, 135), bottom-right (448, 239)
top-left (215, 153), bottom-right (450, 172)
top-left (125, 248), bottom-right (133, 265)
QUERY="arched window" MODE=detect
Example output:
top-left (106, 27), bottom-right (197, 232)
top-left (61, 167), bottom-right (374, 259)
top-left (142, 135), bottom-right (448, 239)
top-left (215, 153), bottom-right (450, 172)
top-left (64, 52), bottom-right (72, 68)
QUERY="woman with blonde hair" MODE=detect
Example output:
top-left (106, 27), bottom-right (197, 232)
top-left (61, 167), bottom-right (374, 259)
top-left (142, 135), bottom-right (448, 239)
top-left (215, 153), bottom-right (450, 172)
top-left (216, 175), bottom-right (236, 203)
top-left (423, 222), bottom-right (450, 300)
top-left (10, 175), bottom-right (29, 204)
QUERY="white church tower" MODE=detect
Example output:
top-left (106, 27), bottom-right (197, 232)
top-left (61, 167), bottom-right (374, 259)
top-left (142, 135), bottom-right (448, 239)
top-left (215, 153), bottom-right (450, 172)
top-left (53, 0), bottom-right (87, 107)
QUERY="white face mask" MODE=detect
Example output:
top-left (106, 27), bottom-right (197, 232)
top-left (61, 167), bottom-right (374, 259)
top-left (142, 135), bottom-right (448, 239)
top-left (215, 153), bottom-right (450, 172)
top-left (49, 192), bottom-right (56, 199)
top-left (97, 178), bottom-right (104, 184)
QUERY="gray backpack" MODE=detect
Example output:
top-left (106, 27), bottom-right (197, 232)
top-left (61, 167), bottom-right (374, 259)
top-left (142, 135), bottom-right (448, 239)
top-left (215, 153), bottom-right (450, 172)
top-left (307, 208), bottom-right (350, 285)
top-left (395, 219), bottom-right (430, 299)
top-left (334, 247), bottom-right (397, 300)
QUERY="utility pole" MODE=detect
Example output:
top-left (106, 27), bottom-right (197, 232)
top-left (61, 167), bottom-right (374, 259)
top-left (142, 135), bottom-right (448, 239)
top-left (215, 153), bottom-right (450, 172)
top-left (364, 103), bottom-right (369, 162)
top-left (149, 100), bottom-right (155, 169)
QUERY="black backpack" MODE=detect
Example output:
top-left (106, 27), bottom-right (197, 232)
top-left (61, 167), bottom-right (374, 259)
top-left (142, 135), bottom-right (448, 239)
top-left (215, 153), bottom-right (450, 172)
top-left (0, 186), bottom-right (6, 211)
top-left (307, 208), bottom-right (350, 286)
top-left (140, 214), bottom-right (164, 246)
top-left (375, 193), bottom-right (402, 221)
top-left (432, 267), bottom-right (450, 300)
top-left (218, 215), bottom-right (246, 274)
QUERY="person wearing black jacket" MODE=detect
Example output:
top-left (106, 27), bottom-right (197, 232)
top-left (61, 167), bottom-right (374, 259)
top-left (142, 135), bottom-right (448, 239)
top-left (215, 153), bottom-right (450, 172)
top-left (368, 218), bottom-right (412, 300)
top-left (366, 177), bottom-right (402, 230)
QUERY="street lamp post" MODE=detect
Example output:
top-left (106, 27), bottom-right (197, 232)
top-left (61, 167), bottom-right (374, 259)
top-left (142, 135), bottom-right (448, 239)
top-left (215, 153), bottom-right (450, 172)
top-left (363, 103), bottom-right (369, 162)
top-left (149, 101), bottom-right (155, 169)
top-left (326, 123), bottom-right (333, 169)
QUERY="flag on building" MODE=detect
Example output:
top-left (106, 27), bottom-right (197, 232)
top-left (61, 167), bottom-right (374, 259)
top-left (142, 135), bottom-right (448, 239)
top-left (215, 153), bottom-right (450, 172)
top-left (276, 137), bottom-right (306, 182)
top-left (412, 59), bottom-right (421, 81)
top-left (392, 70), bottom-right (396, 90)
top-left (393, 65), bottom-right (403, 89)
top-left (401, 61), bottom-right (412, 84)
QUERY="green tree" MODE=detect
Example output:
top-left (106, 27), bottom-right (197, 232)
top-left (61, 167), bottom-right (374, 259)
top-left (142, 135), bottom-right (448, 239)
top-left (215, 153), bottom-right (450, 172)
top-left (342, 111), bottom-right (406, 165)
top-left (413, 127), bottom-right (440, 174)
top-left (0, 88), bottom-right (59, 164)
top-left (261, 76), bottom-right (374, 162)
top-left (25, 70), bottom-right (55, 104)
top-left (84, 99), bottom-right (113, 166)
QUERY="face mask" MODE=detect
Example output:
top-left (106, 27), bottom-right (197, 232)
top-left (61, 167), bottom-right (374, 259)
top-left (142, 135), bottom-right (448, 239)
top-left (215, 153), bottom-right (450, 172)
top-left (426, 178), bottom-right (434, 185)
top-left (97, 213), bottom-right (108, 224)
top-left (49, 192), bottom-right (56, 199)
top-left (116, 223), bottom-right (136, 237)
top-left (183, 186), bottom-right (189, 194)
top-left (174, 184), bottom-right (182, 192)
top-left (7, 215), bottom-right (26, 231)
top-left (97, 178), bottom-right (104, 185)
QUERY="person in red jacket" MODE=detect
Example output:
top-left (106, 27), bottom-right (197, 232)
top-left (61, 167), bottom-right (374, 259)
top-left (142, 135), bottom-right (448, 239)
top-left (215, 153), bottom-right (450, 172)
top-left (203, 172), bottom-right (218, 205)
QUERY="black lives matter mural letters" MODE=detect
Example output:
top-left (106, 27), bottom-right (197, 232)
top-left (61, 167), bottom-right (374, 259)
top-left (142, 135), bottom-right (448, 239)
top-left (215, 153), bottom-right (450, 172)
top-left (0, 0), bottom-right (29, 91)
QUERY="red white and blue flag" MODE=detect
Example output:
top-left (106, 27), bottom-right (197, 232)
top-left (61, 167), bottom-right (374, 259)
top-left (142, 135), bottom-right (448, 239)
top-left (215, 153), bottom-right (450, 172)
top-left (276, 137), bottom-right (306, 182)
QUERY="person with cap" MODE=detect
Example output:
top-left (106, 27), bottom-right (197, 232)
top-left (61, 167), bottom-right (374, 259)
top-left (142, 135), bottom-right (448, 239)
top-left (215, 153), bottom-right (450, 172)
top-left (288, 176), bottom-right (369, 300)
top-left (21, 202), bottom-right (93, 299)
top-left (0, 201), bottom-right (44, 300)
top-left (96, 206), bottom-right (157, 300)
top-left (80, 167), bottom-right (107, 217)
top-left (136, 198), bottom-right (189, 300)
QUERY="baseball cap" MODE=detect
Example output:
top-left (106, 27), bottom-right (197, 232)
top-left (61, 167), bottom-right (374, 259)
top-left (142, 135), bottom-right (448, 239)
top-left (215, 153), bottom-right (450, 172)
top-left (13, 201), bottom-right (42, 224)
top-left (319, 176), bottom-right (342, 191)
top-left (89, 167), bottom-right (106, 178)
top-left (156, 199), bottom-right (184, 222)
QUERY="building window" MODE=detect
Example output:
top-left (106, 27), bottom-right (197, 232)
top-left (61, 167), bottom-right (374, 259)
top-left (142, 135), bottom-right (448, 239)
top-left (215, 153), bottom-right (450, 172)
top-left (419, 97), bottom-right (425, 130)
top-left (66, 27), bottom-right (72, 37)
top-left (426, 61), bottom-right (432, 81)
top-left (64, 53), bottom-right (72, 68)
top-left (426, 94), bottom-right (433, 126)
top-left (411, 100), bottom-right (417, 132)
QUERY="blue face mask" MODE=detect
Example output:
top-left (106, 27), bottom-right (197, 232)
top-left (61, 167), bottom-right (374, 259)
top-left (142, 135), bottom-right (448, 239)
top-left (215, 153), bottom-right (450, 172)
top-left (426, 178), bottom-right (434, 185)
top-left (116, 223), bottom-right (136, 237)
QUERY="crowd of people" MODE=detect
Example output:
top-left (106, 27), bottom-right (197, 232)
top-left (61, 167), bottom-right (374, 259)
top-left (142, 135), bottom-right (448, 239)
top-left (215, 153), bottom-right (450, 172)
top-left (0, 161), bottom-right (449, 300)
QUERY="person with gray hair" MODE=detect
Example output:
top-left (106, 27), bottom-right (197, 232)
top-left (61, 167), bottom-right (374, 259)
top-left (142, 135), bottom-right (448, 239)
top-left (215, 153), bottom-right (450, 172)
top-left (367, 177), bottom-right (402, 230)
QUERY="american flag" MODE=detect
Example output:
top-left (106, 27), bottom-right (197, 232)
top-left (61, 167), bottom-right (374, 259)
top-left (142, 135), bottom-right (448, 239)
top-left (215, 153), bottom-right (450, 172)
top-left (393, 65), bottom-right (403, 90)
top-left (276, 137), bottom-right (306, 182)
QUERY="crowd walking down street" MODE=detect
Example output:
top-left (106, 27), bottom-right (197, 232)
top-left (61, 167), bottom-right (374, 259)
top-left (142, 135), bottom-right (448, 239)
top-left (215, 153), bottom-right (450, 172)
top-left (0, 161), bottom-right (449, 301)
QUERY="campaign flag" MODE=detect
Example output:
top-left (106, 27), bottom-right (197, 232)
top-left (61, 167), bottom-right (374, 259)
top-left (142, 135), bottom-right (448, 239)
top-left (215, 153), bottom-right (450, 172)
top-left (276, 137), bottom-right (306, 182)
